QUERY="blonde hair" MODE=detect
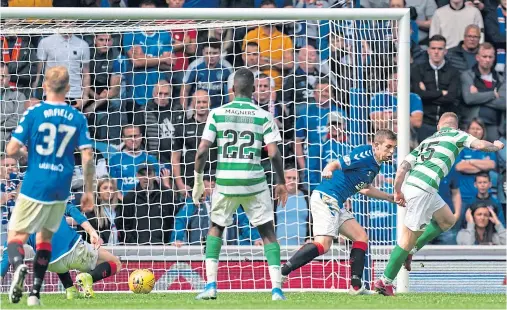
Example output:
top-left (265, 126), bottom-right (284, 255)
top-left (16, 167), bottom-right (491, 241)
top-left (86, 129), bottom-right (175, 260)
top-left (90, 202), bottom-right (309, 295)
top-left (438, 112), bottom-right (459, 129)
top-left (95, 178), bottom-right (119, 229)
top-left (43, 66), bottom-right (69, 94)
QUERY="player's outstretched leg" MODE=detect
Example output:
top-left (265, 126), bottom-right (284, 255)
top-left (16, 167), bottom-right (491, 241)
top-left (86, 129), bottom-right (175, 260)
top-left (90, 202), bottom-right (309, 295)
top-left (78, 247), bottom-right (122, 298)
top-left (7, 235), bottom-right (28, 304)
top-left (257, 221), bottom-right (285, 300)
top-left (375, 226), bottom-right (421, 296)
top-left (196, 223), bottom-right (224, 300)
top-left (404, 207), bottom-right (455, 271)
top-left (57, 272), bottom-right (79, 300)
top-left (338, 219), bottom-right (369, 295)
top-left (281, 237), bottom-right (329, 285)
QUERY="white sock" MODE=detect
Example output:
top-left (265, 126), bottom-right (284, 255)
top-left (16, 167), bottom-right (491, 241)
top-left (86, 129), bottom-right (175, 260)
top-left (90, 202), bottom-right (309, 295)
top-left (268, 265), bottom-right (281, 290)
top-left (205, 258), bottom-right (218, 284)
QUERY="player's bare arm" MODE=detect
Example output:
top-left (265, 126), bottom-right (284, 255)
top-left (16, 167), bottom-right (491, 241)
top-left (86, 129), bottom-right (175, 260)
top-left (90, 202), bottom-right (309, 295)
top-left (5, 140), bottom-right (27, 160)
top-left (359, 184), bottom-right (395, 203)
top-left (393, 160), bottom-right (412, 206)
top-left (322, 160), bottom-right (342, 179)
top-left (470, 139), bottom-right (505, 152)
top-left (267, 142), bottom-right (288, 207)
top-left (192, 139), bottom-right (213, 205)
top-left (81, 147), bottom-right (95, 211)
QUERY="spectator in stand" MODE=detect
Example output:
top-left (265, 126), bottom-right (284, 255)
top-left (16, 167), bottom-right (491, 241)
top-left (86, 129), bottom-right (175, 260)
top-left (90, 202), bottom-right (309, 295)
top-left (484, 0), bottom-right (506, 74)
top-left (166, 0), bottom-right (198, 92)
top-left (181, 38), bottom-right (232, 110)
top-left (456, 118), bottom-right (497, 206)
top-left (292, 0), bottom-right (330, 48)
top-left (295, 78), bottom-right (344, 191)
top-left (321, 111), bottom-right (351, 168)
top-left (461, 43), bottom-right (506, 141)
top-left (171, 90), bottom-right (217, 198)
top-left (0, 64), bottom-right (25, 152)
top-left (34, 21), bottom-right (91, 109)
top-left (469, 173), bottom-right (506, 224)
top-left (108, 124), bottom-right (160, 196)
top-left (370, 70), bottom-right (423, 149)
top-left (497, 132), bottom-right (506, 220)
top-left (447, 24), bottom-right (481, 73)
top-left (121, 165), bottom-right (176, 244)
top-left (457, 203), bottom-right (506, 245)
top-left (123, 0), bottom-right (173, 107)
top-left (0, 35), bottom-right (37, 98)
top-left (243, 3), bottom-right (294, 90)
top-left (406, 0), bottom-right (438, 46)
top-left (171, 175), bottom-right (213, 247)
top-left (0, 155), bottom-right (21, 245)
top-left (430, 0), bottom-right (484, 49)
top-left (283, 45), bottom-right (333, 106)
top-left (85, 33), bottom-right (124, 143)
top-left (411, 35), bottom-right (460, 141)
top-left (433, 166), bottom-right (462, 244)
top-left (134, 80), bottom-right (185, 164)
top-left (84, 178), bottom-right (122, 245)
top-left (228, 42), bottom-right (276, 101)
top-left (275, 167), bottom-right (310, 246)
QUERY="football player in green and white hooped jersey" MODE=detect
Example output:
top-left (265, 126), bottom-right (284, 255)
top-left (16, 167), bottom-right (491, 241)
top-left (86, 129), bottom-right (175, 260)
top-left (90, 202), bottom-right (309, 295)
top-left (375, 112), bottom-right (505, 296)
top-left (191, 68), bottom-right (289, 301)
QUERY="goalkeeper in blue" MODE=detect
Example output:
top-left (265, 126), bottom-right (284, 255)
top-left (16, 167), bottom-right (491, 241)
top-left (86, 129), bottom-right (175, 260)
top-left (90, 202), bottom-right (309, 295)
top-left (281, 129), bottom-right (397, 294)
top-left (1, 205), bottom-right (121, 300)
top-left (5, 66), bottom-right (95, 306)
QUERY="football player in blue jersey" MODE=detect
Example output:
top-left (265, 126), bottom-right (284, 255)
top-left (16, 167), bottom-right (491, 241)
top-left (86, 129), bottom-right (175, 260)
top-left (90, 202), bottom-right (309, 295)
top-left (5, 66), bottom-right (95, 306)
top-left (281, 129), bottom-right (397, 294)
top-left (1, 205), bottom-right (121, 300)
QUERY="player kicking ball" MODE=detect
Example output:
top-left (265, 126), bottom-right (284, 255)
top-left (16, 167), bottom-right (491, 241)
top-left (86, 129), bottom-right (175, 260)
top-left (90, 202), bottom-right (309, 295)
top-left (374, 112), bottom-right (504, 296)
top-left (1, 215), bottom-right (121, 300)
top-left (192, 68), bottom-right (288, 301)
top-left (281, 129), bottom-right (397, 294)
top-left (5, 66), bottom-right (95, 306)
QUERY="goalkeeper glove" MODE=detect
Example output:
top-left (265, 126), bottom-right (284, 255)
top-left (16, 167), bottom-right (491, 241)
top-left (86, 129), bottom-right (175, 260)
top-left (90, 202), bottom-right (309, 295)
top-left (192, 171), bottom-right (205, 206)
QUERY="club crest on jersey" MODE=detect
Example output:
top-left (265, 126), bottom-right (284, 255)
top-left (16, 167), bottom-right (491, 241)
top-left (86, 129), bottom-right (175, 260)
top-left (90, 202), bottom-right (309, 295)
top-left (355, 182), bottom-right (368, 191)
top-left (343, 155), bottom-right (351, 166)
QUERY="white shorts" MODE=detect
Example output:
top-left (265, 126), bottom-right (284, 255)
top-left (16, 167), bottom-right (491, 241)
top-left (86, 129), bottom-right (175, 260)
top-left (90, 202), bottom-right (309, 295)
top-left (402, 184), bottom-right (447, 232)
top-left (8, 196), bottom-right (66, 234)
top-left (210, 189), bottom-right (274, 227)
top-left (311, 191), bottom-right (355, 238)
top-left (49, 240), bottom-right (98, 274)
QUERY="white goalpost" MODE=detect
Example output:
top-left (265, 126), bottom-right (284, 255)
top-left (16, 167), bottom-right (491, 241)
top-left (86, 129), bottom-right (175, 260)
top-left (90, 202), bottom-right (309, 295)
top-left (0, 7), bottom-right (411, 294)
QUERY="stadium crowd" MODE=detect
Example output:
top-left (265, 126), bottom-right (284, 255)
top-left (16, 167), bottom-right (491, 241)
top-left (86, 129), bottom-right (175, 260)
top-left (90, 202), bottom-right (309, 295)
top-left (0, 0), bottom-right (505, 248)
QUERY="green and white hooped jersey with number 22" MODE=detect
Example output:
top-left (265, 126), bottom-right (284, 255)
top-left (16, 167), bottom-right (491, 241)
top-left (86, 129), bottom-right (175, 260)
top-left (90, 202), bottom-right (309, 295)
top-left (201, 98), bottom-right (282, 197)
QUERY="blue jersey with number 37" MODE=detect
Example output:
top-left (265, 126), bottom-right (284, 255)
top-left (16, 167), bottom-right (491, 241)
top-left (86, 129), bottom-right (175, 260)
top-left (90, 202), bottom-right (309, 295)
top-left (11, 102), bottom-right (92, 202)
top-left (315, 145), bottom-right (381, 204)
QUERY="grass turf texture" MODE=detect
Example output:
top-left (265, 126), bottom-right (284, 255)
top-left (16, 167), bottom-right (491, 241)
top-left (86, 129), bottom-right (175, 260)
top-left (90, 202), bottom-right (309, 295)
top-left (1, 292), bottom-right (506, 309)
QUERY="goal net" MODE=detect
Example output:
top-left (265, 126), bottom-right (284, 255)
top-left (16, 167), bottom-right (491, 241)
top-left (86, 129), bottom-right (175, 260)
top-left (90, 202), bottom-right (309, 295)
top-left (0, 8), bottom-right (410, 293)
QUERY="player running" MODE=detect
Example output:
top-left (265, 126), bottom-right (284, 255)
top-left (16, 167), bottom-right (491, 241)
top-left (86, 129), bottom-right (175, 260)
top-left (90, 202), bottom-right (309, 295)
top-left (280, 129), bottom-right (397, 294)
top-left (1, 215), bottom-right (121, 299)
top-left (5, 66), bottom-right (95, 306)
top-left (374, 112), bottom-right (505, 296)
top-left (192, 68), bottom-right (288, 301)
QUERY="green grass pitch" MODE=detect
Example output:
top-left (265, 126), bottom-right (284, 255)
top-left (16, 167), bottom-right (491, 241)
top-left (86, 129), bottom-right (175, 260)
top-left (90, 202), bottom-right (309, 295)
top-left (1, 292), bottom-right (506, 309)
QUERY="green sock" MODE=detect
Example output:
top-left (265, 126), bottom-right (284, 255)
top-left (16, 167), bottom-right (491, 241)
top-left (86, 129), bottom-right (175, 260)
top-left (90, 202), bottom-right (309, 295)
top-left (383, 245), bottom-right (410, 282)
top-left (414, 220), bottom-right (444, 252)
top-left (264, 242), bottom-right (282, 289)
top-left (264, 242), bottom-right (281, 266)
top-left (205, 235), bottom-right (223, 260)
